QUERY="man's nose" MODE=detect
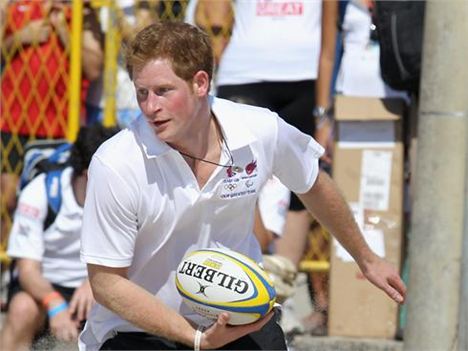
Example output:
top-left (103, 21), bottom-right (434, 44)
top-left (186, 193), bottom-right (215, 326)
top-left (146, 92), bottom-right (162, 113)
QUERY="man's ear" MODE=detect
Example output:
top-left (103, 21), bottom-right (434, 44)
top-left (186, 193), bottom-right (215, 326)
top-left (192, 71), bottom-right (210, 96)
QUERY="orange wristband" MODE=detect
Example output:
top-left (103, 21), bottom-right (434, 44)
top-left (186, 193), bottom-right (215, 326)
top-left (42, 291), bottom-right (63, 308)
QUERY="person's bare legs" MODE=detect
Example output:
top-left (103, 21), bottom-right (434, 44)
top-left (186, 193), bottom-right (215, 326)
top-left (0, 291), bottom-right (46, 351)
top-left (302, 272), bottom-right (328, 335)
top-left (272, 210), bottom-right (310, 333)
top-left (276, 210), bottom-right (329, 334)
top-left (310, 273), bottom-right (328, 312)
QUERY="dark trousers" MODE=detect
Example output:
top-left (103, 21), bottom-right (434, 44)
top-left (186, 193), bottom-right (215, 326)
top-left (100, 313), bottom-right (287, 350)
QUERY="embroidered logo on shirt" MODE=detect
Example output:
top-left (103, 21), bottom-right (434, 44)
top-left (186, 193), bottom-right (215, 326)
top-left (220, 162), bottom-right (258, 199)
top-left (224, 183), bottom-right (237, 191)
top-left (220, 147), bottom-right (259, 199)
top-left (245, 160), bottom-right (257, 175)
top-left (226, 166), bottom-right (236, 178)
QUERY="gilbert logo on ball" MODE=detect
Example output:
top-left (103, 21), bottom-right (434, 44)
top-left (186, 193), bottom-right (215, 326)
top-left (175, 248), bottom-right (276, 325)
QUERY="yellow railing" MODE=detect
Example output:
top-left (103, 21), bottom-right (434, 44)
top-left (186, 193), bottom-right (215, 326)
top-left (102, 1), bottom-right (119, 127)
top-left (67, 0), bottom-right (84, 142)
top-left (300, 222), bottom-right (331, 273)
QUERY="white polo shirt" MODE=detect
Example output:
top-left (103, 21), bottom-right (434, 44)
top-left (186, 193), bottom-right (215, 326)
top-left (7, 167), bottom-right (87, 288)
top-left (79, 97), bottom-right (323, 349)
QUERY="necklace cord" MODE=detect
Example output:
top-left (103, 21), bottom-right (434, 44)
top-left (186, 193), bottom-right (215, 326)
top-left (178, 146), bottom-right (234, 169)
top-left (177, 114), bottom-right (243, 171)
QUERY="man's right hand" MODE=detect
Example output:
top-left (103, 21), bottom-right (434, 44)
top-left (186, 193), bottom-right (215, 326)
top-left (200, 311), bottom-right (274, 349)
top-left (68, 280), bottom-right (95, 323)
top-left (49, 303), bottom-right (79, 342)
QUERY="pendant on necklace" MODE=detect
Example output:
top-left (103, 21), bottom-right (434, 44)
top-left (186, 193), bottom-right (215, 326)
top-left (232, 165), bottom-right (244, 173)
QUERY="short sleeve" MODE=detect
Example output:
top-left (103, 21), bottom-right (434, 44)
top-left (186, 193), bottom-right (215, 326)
top-left (80, 155), bottom-right (139, 267)
top-left (257, 177), bottom-right (290, 236)
top-left (272, 116), bottom-right (324, 194)
top-left (7, 175), bottom-right (48, 261)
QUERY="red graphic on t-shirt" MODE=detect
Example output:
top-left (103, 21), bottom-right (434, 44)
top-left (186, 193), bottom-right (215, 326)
top-left (18, 203), bottom-right (40, 219)
top-left (245, 160), bottom-right (257, 175)
top-left (256, 1), bottom-right (304, 16)
top-left (227, 166), bottom-right (235, 178)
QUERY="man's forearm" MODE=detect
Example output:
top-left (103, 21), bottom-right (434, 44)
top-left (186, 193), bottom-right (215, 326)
top-left (17, 259), bottom-right (58, 303)
top-left (88, 265), bottom-right (196, 347)
top-left (298, 171), bottom-right (375, 267)
top-left (299, 172), bottom-right (406, 303)
top-left (81, 30), bottom-right (103, 81)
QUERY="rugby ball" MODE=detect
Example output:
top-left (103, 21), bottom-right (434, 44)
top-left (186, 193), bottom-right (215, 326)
top-left (175, 248), bottom-right (276, 325)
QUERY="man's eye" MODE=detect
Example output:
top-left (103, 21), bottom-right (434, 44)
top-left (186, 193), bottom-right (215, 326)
top-left (136, 89), bottom-right (148, 99)
top-left (156, 88), bottom-right (170, 96)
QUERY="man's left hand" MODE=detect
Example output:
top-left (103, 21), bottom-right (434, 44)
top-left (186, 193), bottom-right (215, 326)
top-left (361, 254), bottom-right (407, 304)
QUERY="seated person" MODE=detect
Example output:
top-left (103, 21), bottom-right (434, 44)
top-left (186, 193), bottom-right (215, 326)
top-left (0, 123), bottom-right (119, 351)
top-left (254, 176), bottom-right (290, 254)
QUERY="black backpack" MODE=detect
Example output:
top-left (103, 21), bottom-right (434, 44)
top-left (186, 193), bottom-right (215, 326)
top-left (373, 1), bottom-right (426, 94)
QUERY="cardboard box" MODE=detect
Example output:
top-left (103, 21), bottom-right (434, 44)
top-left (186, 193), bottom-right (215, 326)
top-left (328, 96), bottom-right (406, 339)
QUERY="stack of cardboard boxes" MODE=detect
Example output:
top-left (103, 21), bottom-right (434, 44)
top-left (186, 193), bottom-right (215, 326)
top-left (328, 96), bottom-right (406, 338)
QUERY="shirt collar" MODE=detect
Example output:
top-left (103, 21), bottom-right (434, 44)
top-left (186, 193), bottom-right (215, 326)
top-left (211, 96), bottom-right (256, 150)
top-left (133, 115), bottom-right (172, 159)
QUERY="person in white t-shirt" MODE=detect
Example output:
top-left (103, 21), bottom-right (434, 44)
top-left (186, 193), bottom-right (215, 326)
top-left (0, 124), bottom-right (119, 351)
top-left (335, 0), bottom-right (408, 99)
top-left (79, 21), bottom-right (406, 351)
top-left (254, 177), bottom-right (290, 252)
